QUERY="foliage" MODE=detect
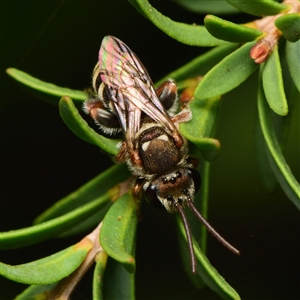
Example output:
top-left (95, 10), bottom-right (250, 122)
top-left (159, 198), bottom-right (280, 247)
top-left (2, 0), bottom-right (299, 299)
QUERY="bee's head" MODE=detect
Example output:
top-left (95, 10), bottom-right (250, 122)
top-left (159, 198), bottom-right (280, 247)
top-left (144, 166), bottom-right (240, 275)
top-left (144, 167), bottom-right (201, 274)
top-left (144, 167), bottom-right (201, 213)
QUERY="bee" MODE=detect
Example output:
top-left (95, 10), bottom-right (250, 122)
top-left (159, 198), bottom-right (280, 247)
top-left (83, 36), bottom-right (239, 273)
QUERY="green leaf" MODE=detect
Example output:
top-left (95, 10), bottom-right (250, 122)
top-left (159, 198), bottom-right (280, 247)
top-left (129, 0), bottom-right (229, 46)
top-left (0, 193), bottom-right (111, 249)
top-left (255, 121), bottom-right (278, 192)
top-left (226, 0), bottom-right (288, 17)
top-left (6, 68), bottom-right (87, 105)
top-left (262, 46), bottom-right (288, 116)
top-left (93, 251), bottom-right (108, 300)
top-left (180, 96), bottom-right (222, 162)
top-left (204, 15), bottom-right (264, 42)
top-left (14, 284), bottom-right (58, 300)
top-left (100, 193), bottom-right (138, 273)
top-left (37, 164), bottom-right (130, 237)
top-left (34, 164), bottom-right (129, 223)
top-left (174, 0), bottom-right (239, 14)
top-left (256, 47), bottom-right (298, 197)
top-left (156, 43), bottom-right (238, 87)
top-left (103, 257), bottom-right (135, 300)
top-left (258, 73), bottom-right (300, 210)
top-left (0, 242), bottom-right (91, 284)
top-left (57, 203), bottom-right (111, 238)
top-left (59, 96), bottom-right (119, 155)
top-left (196, 41), bottom-right (258, 100)
top-left (286, 40), bottom-right (300, 93)
top-left (177, 219), bottom-right (241, 300)
top-left (275, 13), bottom-right (300, 43)
top-left (189, 158), bottom-right (209, 251)
top-left (255, 79), bottom-right (297, 193)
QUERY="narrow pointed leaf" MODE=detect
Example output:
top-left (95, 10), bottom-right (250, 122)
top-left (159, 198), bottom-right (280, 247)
top-left (34, 164), bottom-right (129, 223)
top-left (103, 257), bottom-right (135, 300)
top-left (59, 96), bottom-right (119, 155)
top-left (262, 47), bottom-right (288, 116)
top-left (196, 41), bottom-right (258, 100)
top-left (14, 284), bottom-right (58, 300)
top-left (156, 43), bottom-right (238, 87)
top-left (0, 193), bottom-right (111, 249)
top-left (189, 158), bottom-right (210, 251)
top-left (6, 68), bottom-right (86, 105)
top-left (256, 45), bottom-right (298, 192)
top-left (57, 203), bottom-right (111, 238)
top-left (258, 77), bottom-right (300, 210)
top-left (180, 96), bottom-right (222, 162)
top-left (226, 0), bottom-right (288, 17)
top-left (174, 0), bottom-right (239, 14)
top-left (129, 0), bottom-right (228, 46)
top-left (275, 13), bottom-right (300, 43)
top-left (0, 240), bottom-right (92, 284)
top-left (177, 220), bottom-right (241, 300)
top-left (93, 251), bottom-right (108, 300)
top-left (255, 122), bottom-right (278, 192)
top-left (286, 40), bottom-right (300, 93)
top-left (100, 193), bottom-right (138, 273)
top-left (205, 15), bottom-right (264, 42)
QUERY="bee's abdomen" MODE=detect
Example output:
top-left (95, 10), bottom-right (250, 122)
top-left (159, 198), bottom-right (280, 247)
top-left (138, 126), bottom-right (181, 174)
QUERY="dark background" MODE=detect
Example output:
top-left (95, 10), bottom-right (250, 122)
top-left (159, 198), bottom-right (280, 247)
top-left (1, 0), bottom-right (299, 299)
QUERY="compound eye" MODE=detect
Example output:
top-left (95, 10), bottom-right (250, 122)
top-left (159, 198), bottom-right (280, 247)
top-left (166, 195), bottom-right (173, 201)
top-left (145, 184), bottom-right (163, 209)
top-left (188, 168), bottom-right (201, 193)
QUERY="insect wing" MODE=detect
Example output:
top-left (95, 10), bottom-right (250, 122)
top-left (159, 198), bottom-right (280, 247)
top-left (98, 36), bottom-right (177, 133)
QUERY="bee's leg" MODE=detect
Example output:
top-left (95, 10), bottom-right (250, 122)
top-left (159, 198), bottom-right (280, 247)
top-left (156, 79), bottom-right (178, 114)
top-left (132, 178), bottom-right (144, 200)
top-left (187, 156), bottom-right (199, 168)
top-left (130, 151), bottom-right (143, 169)
top-left (171, 108), bottom-right (192, 125)
top-left (132, 178), bottom-right (144, 219)
top-left (116, 141), bottom-right (129, 163)
top-left (83, 98), bottom-right (121, 135)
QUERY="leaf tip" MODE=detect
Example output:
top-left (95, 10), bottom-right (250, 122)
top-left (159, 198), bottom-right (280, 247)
top-left (204, 14), bottom-right (213, 21)
top-left (75, 236), bottom-right (94, 251)
top-left (60, 95), bottom-right (72, 102)
top-left (200, 138), bottom-right (221, 162)
top-left (274, 107), bottom-right (289, 116)
top-left (6, 68), bottom-right (13, 74)
top-left (124, 257), bottom-right (136, 274)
